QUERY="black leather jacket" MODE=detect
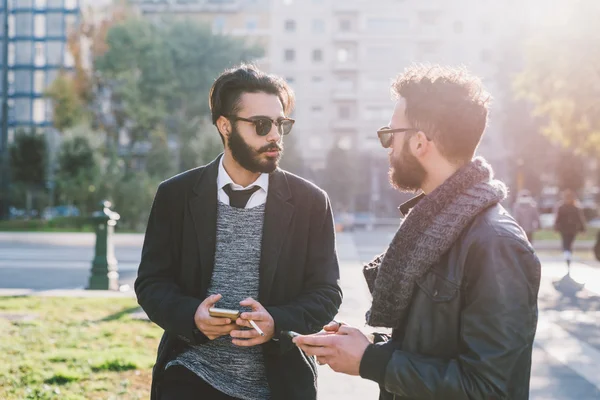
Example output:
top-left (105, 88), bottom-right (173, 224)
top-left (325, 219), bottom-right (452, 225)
top-left (359, 204), bottom-right (541, 400)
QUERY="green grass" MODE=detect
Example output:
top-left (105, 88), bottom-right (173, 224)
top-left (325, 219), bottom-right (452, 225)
top-left (0, 297), bottom-right (162, 400)
top-left (534, 228), bottom-right (598, 241)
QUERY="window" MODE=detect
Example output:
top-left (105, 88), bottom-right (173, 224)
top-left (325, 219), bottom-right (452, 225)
top-left (340, 19), bottom-right (351, 32)
top-left (46, 41), bottom-right (62, 65)
top-left (284, 49), bottom-right (295, 62)
top-left (453, 21), bottom-right (463, 34)
top-left (336, 48), bottom-right (353, 63)
top-left (8, 15), bottom-right (15, 38)
top-left (339, 105), bottom-right (351, 120)
top-left (14, 98), bottom-right (31, 123)
top-left (16, 41), bottom-right (34, 65)
top-left (46, 13), bottom-right (64, 37)
top-left (15, 13), bottom-right (33, 36)
top-left (14, 70), bottom-right (32, 93)
top-left (35, 0), bottom-right (46, 8)
top-left (34, 70), bottom-right (45, 94)
top-left (34, 15), bottom-right (46, 38)
top-left (34, 42), bottom-right (45, 66)
top-left (284, 20), bottom-right (296, 32)
top-left (15, 0), bottom-right (34, 7)
top-left (65, 0), bottom-right (77, 10)
top-left (312, 19), bottom-right (325, 34)
top-left (312, 49), bottom-right (323, 62)
top-left (33, 99), bottom-right (45, 124)
top-left (8, 43), bottom-right (15, 66)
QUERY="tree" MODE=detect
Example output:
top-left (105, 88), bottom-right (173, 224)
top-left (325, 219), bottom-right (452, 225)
top-left (556, 150), bottom-right (585, 192)
top-left (46, 71), bottom-right (86, 132)
top-left (95, 16), bottom-right (263, 172)
top-left (146, 127), bottom-right (173, 179)
top-left (55, 134), bottom-right (100, 214)
top-left (514, 1), bottom-right (600, 157)
top-left (9, 129), bottom-right (47, 216)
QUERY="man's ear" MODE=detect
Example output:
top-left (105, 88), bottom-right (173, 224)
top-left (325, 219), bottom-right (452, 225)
top-left (216, 116), bottom-right (231, 140)
top-left (413, 131), bottom-right (431, 155)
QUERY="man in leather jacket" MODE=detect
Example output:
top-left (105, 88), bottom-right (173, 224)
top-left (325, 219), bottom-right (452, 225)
top-left (295, 65), bottom-right (541, 400)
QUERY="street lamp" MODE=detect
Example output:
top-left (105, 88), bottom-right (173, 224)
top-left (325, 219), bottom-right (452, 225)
top-left (0, 0), bottom-right (10, 220)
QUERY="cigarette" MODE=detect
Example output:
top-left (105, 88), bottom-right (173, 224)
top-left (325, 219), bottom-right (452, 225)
top-left (249, 319), bottom-right (265, 336)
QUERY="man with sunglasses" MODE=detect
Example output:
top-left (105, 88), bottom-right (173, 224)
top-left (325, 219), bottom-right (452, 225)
top-left (294, 65), bottom-right (541, 399)
top-left (136, 64), bottom-right (342, 400)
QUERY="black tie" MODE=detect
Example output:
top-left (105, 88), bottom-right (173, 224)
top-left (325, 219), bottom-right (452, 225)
top-left (223, 184), bottom-right (261, 208)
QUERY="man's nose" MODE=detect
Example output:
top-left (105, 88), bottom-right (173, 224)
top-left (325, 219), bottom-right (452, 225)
top-left (265, 123), bottom-right (282, 142)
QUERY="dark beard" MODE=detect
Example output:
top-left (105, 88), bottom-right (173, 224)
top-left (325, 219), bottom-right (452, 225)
top-left (389, 140), bottom-right (427, 192)
top-left (228, 123), bottom-right (283, 174)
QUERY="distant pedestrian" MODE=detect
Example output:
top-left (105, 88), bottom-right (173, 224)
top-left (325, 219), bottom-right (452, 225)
top-left (512, 189), bottom-right (541, 243)
top-left (554, 189), bottom-right (586, 271)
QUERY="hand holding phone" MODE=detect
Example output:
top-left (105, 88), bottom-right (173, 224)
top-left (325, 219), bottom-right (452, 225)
top-left (194, 294), bottom-right (238, 340)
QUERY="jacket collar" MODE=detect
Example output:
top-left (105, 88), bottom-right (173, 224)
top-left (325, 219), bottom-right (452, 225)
top-left (399, 193), bottom-right (425, 217)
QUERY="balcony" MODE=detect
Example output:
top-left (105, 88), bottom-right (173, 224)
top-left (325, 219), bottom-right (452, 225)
top-left (333, 31), bottom-right (360, 42)
top-left (333, 61), bottom-right (359, 72)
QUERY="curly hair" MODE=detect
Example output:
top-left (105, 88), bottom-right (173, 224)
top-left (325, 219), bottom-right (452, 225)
top-left (209, 64), bottom-right (295, 141)
top-left (391, 64), bottom-right (491, 164)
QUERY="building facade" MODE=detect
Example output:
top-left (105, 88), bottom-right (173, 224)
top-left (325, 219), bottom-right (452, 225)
top-left (0, 0), bottom-right (79, 137)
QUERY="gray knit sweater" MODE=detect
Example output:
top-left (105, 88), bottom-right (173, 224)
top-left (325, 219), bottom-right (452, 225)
top-left (167, 202), bottom-right (270, 399)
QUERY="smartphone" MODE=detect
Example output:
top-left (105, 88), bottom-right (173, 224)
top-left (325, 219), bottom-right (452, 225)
top-left (208, 307), bottom-right (241, 319)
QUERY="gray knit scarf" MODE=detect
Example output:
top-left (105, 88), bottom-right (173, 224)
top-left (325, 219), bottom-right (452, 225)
top-left (363, 157), bottom-right (507, 328)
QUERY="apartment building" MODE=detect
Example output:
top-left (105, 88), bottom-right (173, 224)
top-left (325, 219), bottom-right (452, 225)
top-left (0, 0), bottom-right (80, 135)
top-left (270, 0), bottom-right (522, 181)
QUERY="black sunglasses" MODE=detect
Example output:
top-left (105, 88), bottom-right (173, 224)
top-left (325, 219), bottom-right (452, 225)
top-left (377, 127), bottom-right (420, 148)
top-left (227, 115), bottom-right (295, 137)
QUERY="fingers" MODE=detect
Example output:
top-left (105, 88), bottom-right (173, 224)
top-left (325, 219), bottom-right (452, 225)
top-left (205, 317), bottom-right (232, 326)
top-left (202, 293), bottom-right (222, 308)
top-left (239, 311), bottom-right (266, 321)
top-left (323, 320), bottom-right (344, 332)
top-left (293, 334), bottom-right (335, 347)
top-left (296, 344), bottom-right (334, 357)
top-left (204, 323), bottom-right (238, 340)
top-left (240, 297), bottom-right (262, 310)
top-left (316, 356), bottom-right (329, 366)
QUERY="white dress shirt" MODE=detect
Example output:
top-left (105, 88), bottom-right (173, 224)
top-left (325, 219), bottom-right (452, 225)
top-left (217, 157), bottom-right (269, 209)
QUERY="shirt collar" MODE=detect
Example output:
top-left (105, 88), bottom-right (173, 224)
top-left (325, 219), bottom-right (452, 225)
top-left (218, 156), bottom-right (269, 192)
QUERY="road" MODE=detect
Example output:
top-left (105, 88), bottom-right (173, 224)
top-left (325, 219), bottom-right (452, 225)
top-left (1, 230), bottom-right (600, 399)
